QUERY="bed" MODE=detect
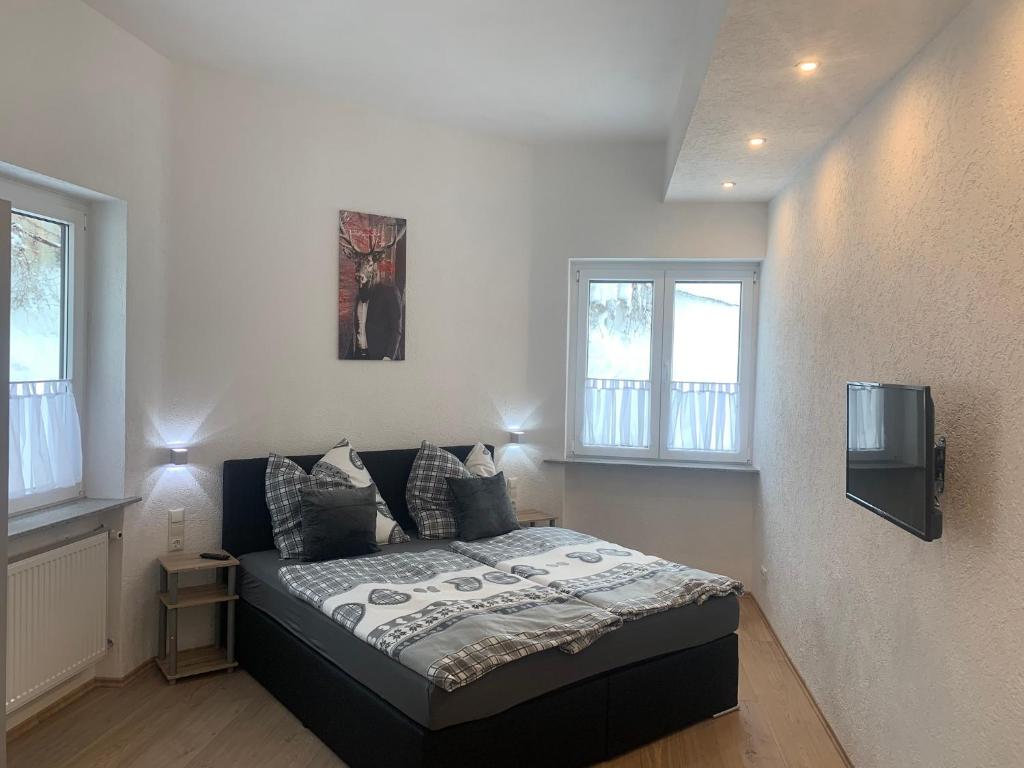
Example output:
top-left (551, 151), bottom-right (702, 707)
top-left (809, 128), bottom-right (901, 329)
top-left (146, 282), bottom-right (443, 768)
top-left (223, 445), bottom-right (739, 768)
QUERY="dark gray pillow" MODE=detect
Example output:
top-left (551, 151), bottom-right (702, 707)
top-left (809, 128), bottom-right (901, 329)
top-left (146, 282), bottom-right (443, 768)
top-left (446, 472), bottom-right (519, 541)
top-left (299, 485), bottom-right (380, 561)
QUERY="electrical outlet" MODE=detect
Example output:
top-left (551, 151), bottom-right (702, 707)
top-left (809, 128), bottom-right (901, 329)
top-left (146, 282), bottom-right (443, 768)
top-left (168, 511), bottom-right (185, 551)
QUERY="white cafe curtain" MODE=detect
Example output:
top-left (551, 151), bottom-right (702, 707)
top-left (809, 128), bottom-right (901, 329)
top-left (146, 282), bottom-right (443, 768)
top-left (9, 380), bottom-right (83, 500)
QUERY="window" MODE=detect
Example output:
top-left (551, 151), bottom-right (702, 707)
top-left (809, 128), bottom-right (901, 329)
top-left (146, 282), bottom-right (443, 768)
top-left (848, 385), bottom-right (885, 452)
top-left (11, 212), bottom-right (69, 381)
top-left (568, 261), bottom-right (758, 465)
top-left (5, 179), bottom-right (85, 514)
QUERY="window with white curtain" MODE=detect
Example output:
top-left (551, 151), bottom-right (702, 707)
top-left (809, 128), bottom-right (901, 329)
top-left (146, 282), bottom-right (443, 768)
top-left (847, 385), bottom-right (886, 452)
top-left (5, 179), bottom-right (84, 514)
top-left (568, 261), bottom-right (758, 465)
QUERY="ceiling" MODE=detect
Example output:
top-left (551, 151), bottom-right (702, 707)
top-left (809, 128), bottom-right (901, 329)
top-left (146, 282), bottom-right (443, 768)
top-left (665, 0), bottom-right (970, 201)
top-left (84, 0), bottom-right (972, 199)
top-left (82, 0), bottom-right (716, 141)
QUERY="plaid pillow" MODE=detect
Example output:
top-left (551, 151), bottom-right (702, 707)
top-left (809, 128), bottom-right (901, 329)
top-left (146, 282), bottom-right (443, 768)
top-left (265, 454), bottom-right (354, 559)
top-left (406, 441), bottom-right (473, 539)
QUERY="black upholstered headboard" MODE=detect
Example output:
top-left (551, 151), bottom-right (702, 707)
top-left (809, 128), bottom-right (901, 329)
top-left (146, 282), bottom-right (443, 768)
top-left (222, 444), bottom-right (493, 557)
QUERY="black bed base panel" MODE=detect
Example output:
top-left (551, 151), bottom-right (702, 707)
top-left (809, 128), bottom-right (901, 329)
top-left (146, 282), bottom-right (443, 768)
top-left (237, 601), bottom-right (738, 768)
top-left (606, 634), bottom-right (738, 757)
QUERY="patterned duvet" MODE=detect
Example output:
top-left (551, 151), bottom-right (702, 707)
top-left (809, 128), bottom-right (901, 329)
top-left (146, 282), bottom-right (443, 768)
top-left (279, 549), bottom-right (621, 692)
top-left (451, 528), bottom-right (744, 621)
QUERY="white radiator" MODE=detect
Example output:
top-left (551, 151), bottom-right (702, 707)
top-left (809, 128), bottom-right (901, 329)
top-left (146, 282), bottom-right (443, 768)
top-left (6, 531), bottom-right (108, 713)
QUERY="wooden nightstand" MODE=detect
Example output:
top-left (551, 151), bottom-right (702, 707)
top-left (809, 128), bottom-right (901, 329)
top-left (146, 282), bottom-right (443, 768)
top-left (516, 509), bottom-right (559, 527)
top-left (156, 550), bottom-right (239, 683)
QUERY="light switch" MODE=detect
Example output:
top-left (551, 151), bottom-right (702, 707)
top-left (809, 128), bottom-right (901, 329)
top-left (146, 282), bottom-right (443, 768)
top-left (169, 508), bottom-right (184, 524)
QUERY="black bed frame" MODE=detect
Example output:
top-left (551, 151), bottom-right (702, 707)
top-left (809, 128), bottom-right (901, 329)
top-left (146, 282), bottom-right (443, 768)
top-left (222, 445), bottom-right (738, 768)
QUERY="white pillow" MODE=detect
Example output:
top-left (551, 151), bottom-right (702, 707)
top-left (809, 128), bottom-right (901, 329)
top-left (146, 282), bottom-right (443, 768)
top-left (320, 438), bottom-right (410, 544)
top-left (465, 442), bottom-right (497, 477)
top-left (374, 511), bottom-right (401, 544)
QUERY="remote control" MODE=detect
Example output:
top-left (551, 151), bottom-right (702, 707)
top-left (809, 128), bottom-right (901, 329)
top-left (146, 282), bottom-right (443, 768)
top-left (200, 552), bottom-right (231, 560)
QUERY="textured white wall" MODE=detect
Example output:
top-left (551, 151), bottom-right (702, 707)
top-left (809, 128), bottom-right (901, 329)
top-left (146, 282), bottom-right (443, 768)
top-left (530, 142), bottom-right (767, 586)
top-left (754, 1), bottom-right (1024, 766)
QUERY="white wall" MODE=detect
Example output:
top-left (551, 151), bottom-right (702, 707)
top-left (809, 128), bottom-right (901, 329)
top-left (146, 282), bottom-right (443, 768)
top-left (2, 2), bottom-right (768, 679)
top-left (85, 198), bottom-right (129, 500)
top-left (530, 142), bottom-right (768, 586)
top-left (0, 0), bottom-right (171, 677)
top-left (7, 8), bottom-right (1019, 765)
top-left (754, 1), bottom-right (1024, 766)
top-left (565, 465), bottom-right (756, 588)
top-left (157, 63), bottom-right (538, 653)
top-left (1, 0), bottom-right (540, 674)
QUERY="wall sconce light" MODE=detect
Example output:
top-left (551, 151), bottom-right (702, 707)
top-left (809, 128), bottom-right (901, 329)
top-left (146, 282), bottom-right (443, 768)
top-left (508, 431), bottom-right (525, 444)
top-left (169, 447), bottom-right (189, 466)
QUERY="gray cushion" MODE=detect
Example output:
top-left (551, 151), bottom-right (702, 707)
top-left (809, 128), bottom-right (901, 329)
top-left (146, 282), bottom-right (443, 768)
top-left (320, 438), bottom-right (410, 543)
top-left (299, 485), bottom-right (380, 561)
top-left (445, 472), bottom-right (519, 541)
top-left (264, 453), bottom-right (356, 559)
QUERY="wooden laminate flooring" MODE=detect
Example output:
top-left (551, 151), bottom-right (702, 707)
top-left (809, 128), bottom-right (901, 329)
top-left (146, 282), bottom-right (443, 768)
top-left (7, 596), bottom-right (850, 768)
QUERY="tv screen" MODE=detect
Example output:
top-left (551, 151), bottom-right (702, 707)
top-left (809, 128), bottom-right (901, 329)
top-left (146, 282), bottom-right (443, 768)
top-left (846, 382), bottom-right (941, 541)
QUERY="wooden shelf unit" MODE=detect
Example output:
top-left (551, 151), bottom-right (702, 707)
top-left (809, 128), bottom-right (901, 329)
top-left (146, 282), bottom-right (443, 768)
top-left (159, 582), bottom-right (239, 609)
top-left (516, 508), bottom-right (559, 527)
top-left (156, 645), bottom-right (237, 681)
top-left (157, 550), bottom-right (238, 683)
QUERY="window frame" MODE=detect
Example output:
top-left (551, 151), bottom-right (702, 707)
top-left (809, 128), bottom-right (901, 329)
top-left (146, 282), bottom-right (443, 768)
top-left (2, 176), bottom-right (87, 515)
top-left (571, 265), bottom-right (666, 460)
top-left (566, 259), bottom-right (759, 467)
top-left (660, 266), bottom-right (757, 464)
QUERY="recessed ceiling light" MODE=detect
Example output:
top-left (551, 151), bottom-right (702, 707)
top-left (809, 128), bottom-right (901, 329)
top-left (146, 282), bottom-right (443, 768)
top-left (748, 137), bottom-right (767, 147)
top-left (796, 61), bottom-right (820, 73)
top-left (722, 181), bottom-right (736, 189)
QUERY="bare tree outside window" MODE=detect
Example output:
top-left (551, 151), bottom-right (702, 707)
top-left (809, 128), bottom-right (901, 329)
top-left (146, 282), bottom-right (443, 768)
top-left (10, 212), bottom-right (65, 382)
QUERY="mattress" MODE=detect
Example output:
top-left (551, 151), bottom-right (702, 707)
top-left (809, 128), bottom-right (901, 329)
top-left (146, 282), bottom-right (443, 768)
top-left (239, 541), bottom-right (739, 730)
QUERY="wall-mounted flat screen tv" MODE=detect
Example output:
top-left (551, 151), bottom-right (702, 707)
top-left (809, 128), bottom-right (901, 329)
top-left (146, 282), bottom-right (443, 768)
top-left (846, 382), bottom-right (942, 541)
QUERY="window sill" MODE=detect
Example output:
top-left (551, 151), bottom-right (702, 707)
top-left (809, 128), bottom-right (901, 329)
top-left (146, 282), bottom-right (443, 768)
top-left (8, 496), bottom-right (141, 540)
top-left (544, 457), bottom-right (759, 473)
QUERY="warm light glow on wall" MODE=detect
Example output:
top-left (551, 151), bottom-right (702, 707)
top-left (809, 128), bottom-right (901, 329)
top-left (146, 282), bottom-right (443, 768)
top-left (722, 181), bottom-right (736, 189)
top-left (796, 61), bottom-right (820, 73)
top-left (748, 137), bottom-right (767, 147)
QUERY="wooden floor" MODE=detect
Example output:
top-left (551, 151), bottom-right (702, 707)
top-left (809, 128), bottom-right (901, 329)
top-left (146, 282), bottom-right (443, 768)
top-left (7, 596), bottom-right (849, 768)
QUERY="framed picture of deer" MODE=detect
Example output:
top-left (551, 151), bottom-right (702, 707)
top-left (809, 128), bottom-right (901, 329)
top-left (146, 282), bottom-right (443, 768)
top-left (338, 210), bottom-right (407, 360)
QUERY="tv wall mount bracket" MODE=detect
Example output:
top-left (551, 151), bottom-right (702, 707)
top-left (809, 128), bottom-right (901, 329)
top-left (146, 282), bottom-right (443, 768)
top-left (934, 437), bottom-right (946, 495)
